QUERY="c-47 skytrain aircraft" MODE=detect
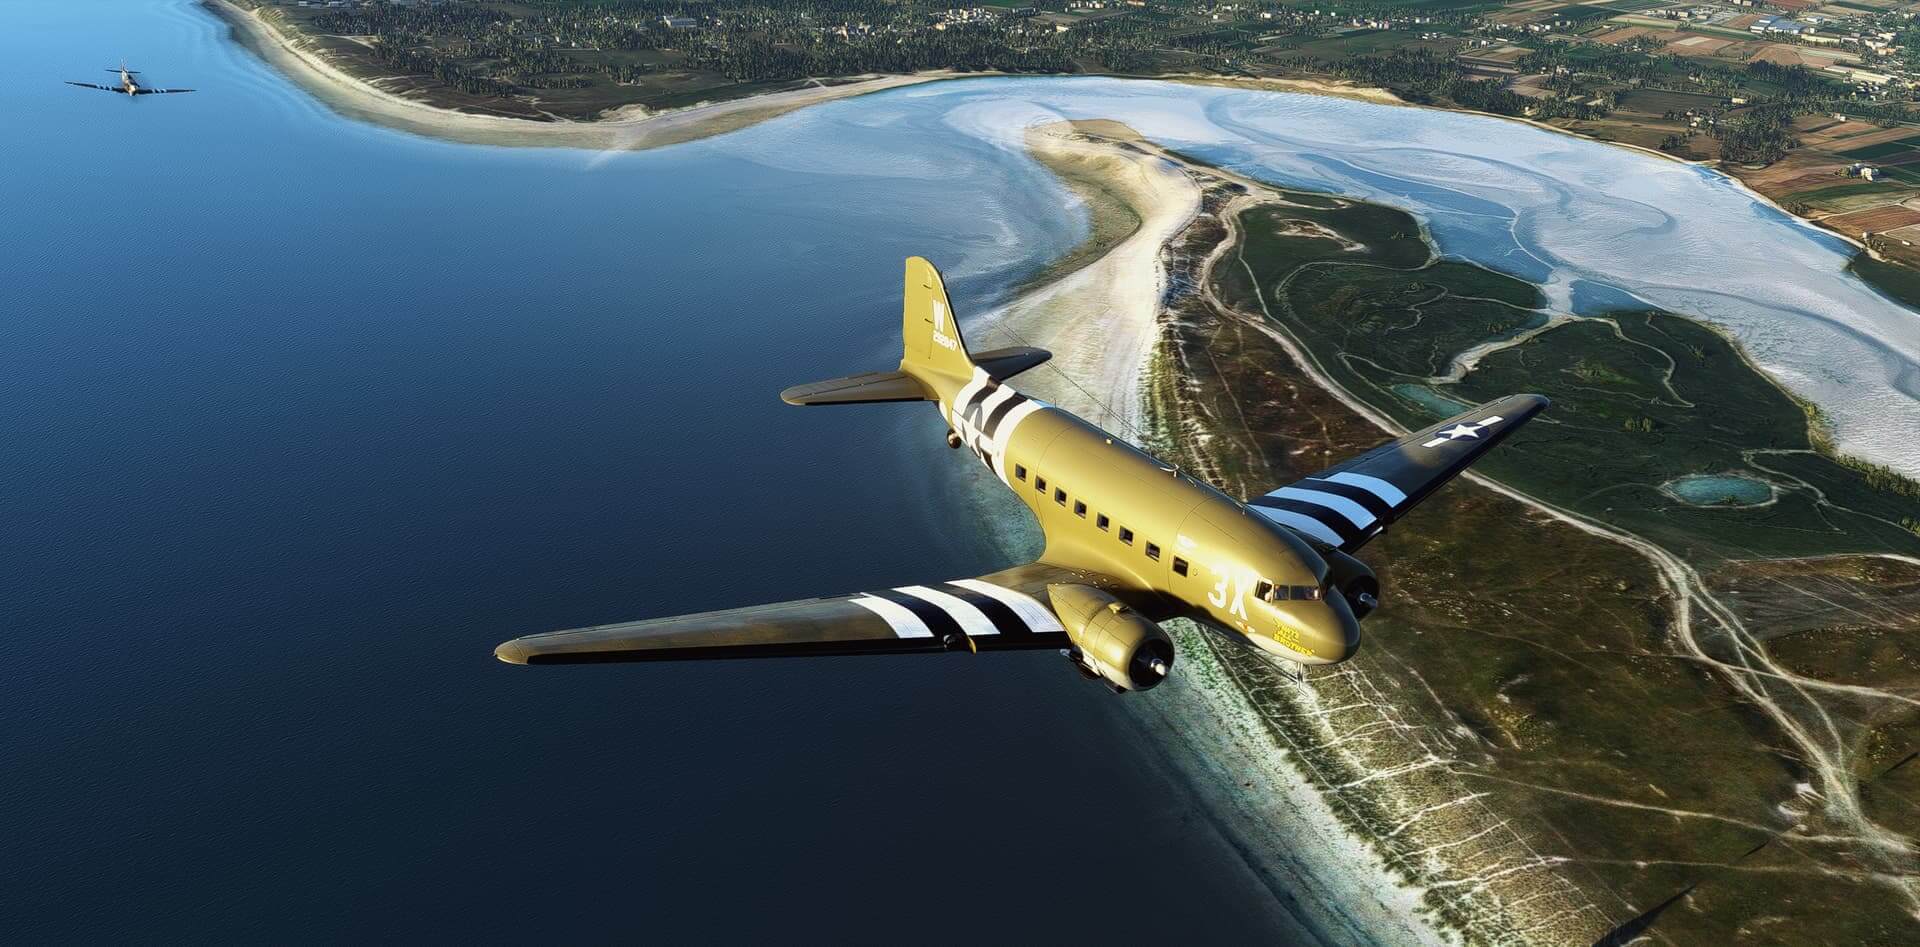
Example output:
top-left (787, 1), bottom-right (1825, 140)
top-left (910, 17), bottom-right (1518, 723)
top-left (495, 258), bottom-right (1547, 691)
top-left (65, 65), bottom-right (193, 98)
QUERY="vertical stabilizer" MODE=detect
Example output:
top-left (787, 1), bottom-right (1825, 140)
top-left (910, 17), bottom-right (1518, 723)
top-left (900, 256), bottom-right (975, 384)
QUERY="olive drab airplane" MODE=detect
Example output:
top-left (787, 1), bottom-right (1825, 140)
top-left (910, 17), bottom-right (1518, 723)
top-left (65, 64), bottom-right (193, 98)
top-left (494, 258), bottom-right (1548, 691)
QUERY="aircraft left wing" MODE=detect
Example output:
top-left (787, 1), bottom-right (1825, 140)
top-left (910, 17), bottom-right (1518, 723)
top-left (1249, 394), bottom-right (1548, 553)
top-left (65, 82), bottom-right (118, 92)
top-left (494, 562), bottom-right (1135, 664)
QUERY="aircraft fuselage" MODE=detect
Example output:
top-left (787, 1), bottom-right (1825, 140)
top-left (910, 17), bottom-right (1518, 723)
top-left (939, 367), bottom-right (1360, 664)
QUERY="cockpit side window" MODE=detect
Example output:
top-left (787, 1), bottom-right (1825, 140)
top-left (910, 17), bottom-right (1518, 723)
top-left (1291, 585), bottom-right (1323, 602)
top-left (1255, 581), bottom-right (1277, 602)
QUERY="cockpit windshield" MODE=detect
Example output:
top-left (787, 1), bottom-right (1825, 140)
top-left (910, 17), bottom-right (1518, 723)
top-left (1257, 581), bottom-right (1323, 603)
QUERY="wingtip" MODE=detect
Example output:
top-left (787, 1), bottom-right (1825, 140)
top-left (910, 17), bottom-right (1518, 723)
top-left (493, 639), bottom-right (533, 665)
top-left (1497, 393), bottom-right (1550, 413)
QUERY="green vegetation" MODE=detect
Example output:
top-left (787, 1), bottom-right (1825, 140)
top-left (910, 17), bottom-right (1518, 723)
top-left (1852, 248), bottom-right (1920, 312)
top-left (1841, 136), bottom-right (1920, 160)
top-left (1155, 172), bottom-right (1920, 944)
top-left (1215, 194), bottom-right (1920, 561)
top-left (1713, 104), bottom-right (1797, 167)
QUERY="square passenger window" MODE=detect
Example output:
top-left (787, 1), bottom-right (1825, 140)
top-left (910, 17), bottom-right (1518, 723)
top-left (1145, 543), bottom-right (1161, 561)
top-left (1097, 514), bottom-right (1110, 531)
top-left (1073, 501), bottom-right (1087, 518)
top-left (1054, 487), bottom-right (1067, 505)
top-left (1119, 527), bottom-right (1134, 545)
top-left (1172, 557), bottom-right (1188, 576)
top-left (1014, 465), bottom-right (1027, 481)
top-left (1035, 476), bottom-right (1047, 492)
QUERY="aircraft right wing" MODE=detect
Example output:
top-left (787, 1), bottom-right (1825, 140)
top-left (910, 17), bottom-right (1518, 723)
top-left (1248, 394), bottom-right (1549, 553)
top-left (494, 562), bottom-right (1144, 664)
top-left (134, 87), bottom-right (193, 95)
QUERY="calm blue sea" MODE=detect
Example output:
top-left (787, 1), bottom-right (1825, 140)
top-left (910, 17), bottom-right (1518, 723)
top-left (0, 1), bottom-right (1304, 941)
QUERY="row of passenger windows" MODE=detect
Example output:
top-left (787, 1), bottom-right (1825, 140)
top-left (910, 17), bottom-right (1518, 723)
top-left (1013, 463), bottom-right (1188, 576)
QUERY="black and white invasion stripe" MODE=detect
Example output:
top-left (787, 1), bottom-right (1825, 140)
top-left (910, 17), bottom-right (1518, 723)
top-left (1249, 472), bottom-right (1408, 549)
top-left (848, 580), bottom-right (1065, 640)
top-left (947, 368), bottom-right (1046, 485)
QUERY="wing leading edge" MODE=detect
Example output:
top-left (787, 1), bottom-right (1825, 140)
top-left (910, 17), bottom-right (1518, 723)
top-left (1250, 394), bottom-right (1549, 552)
top-left (494, 562), bottom-right (1136, 664)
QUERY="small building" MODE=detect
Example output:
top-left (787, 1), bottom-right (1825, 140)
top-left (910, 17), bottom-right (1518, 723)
top-left (661, 15), bottom-right (698, 30)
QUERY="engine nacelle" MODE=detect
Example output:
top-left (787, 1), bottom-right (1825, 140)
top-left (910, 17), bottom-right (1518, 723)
top-left (1323, 549), bottom-right (1380, 621)
top-left (1047, 583), bottom-right (1174, 692)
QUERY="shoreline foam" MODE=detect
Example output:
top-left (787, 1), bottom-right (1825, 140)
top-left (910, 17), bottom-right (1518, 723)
top-left (992, 122), bottom-right (1455, 944)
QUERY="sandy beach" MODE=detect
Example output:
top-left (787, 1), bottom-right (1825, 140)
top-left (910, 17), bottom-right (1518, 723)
top-left (205, 0), bottom-right (956, 151)
top-left (1173, 74), bottom-right (1405, 107)
top-left (973, 121), bottom-right (1198, 436)
top-left (972, 121), bottom-right (1455, 944)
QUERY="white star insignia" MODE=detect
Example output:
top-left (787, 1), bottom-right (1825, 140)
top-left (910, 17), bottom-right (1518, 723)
top-left (1420, 415), bottom-right (1504, 449)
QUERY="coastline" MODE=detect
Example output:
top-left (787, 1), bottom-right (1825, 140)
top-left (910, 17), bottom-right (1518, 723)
top-left (978, 121), bottom-right (1200, 439)
top-left (200, 15), bottom-right (1920, 933)
top-left (207, 0), bottom-right (1892, 277)
top-left (1170, 72), bottom-right (1886, 268)
top-left (203, 0), bottom-right (957, 151)
top-left (998, 122), bottom-right (1456, 944)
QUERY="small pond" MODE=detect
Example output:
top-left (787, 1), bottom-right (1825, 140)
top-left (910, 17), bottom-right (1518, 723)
top-left (1392, 383), bottom-right (1473, 418)
top-left (1664, 473), bottom-right (1774, 506)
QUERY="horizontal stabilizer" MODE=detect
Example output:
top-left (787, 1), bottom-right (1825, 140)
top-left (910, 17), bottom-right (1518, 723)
top-left (781, 345), bottom-right (1051, 407)
top-left (972, 345), bottom-right (1051, 383)
top-left (781, 371), bottom-right (926, 406)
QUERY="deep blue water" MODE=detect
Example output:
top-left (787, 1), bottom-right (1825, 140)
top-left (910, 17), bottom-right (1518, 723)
top-left (0, 2), bottom-right (1301, 940)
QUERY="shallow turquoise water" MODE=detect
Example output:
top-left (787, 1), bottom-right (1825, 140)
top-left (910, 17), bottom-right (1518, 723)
top-left (1666, 474), bottom-right (1774, 506)
top-left (1391, 384), bottom-right (1474, 418)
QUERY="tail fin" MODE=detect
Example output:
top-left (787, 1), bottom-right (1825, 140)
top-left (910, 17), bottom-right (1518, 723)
top-left (780, 257), bottom-right (1051, 406)
top-left (900, 256), bottom-right (974, 383)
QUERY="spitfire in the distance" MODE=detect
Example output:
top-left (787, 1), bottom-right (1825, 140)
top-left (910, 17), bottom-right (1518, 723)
top-left (67, 64), bottom-right (193, 98)
top-left (495, 258), bottom-right (1547, 692)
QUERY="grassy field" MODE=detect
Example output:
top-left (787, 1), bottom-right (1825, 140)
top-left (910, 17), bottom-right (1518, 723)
top-left (1852, 250), bottom-right (1920, 310)
top-left (1841, 137), bottom-right (1920, 161)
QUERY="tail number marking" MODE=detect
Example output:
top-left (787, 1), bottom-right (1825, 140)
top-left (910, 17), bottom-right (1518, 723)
top-left (930, 301), bottom-right (959, 352)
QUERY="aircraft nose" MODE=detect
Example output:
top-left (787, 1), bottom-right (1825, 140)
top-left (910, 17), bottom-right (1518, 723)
top-left (1312, 594), bottom-right (1362, 663)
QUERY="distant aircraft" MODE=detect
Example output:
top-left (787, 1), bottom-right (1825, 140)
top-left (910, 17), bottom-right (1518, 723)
top-left (66, 64), bottom-right (192, 97)
top-left (495, 258), bottom-right (1547, 691)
